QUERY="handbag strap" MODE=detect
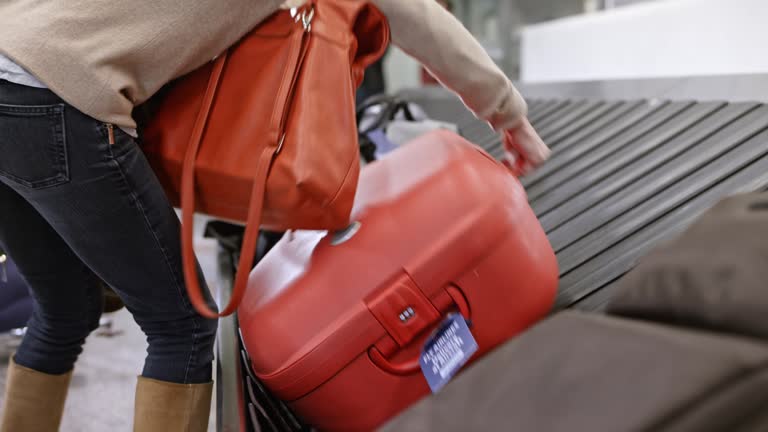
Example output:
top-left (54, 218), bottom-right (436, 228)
top-left (180, 5), bottom-right (320, 318)
top-left (179, 51), bottom-right (279, 319)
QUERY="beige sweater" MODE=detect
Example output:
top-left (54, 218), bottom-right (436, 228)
top-left (0, 0), bottom-right (526, 131)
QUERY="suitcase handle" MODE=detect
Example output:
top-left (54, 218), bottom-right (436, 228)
top-left (368, 285), bottom-right (470, 376)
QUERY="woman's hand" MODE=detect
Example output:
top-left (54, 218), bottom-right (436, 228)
top-left (501, 118), bottom-right (551, 177)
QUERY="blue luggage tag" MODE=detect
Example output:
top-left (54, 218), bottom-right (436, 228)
top-left (419, 313), bottom-right (478, 394)
top-left (365, 129), bottom-right (399, 159)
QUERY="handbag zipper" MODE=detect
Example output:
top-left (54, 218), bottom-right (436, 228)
top-left (275, 6), bottom-right (315, 153)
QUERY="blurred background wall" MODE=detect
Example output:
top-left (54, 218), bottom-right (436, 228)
top-left (383, 0), bottom-right (768, 92)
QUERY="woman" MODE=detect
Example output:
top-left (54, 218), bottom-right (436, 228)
top-left (420, 0), bottom-right (454, 86)
top-left (0, 0), bottom-right (550, 430)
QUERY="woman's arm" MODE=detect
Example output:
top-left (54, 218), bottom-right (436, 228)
top-left (281, 0), bottom-right (549, 173)
top-left (370, 0), bottom-right (527, 131)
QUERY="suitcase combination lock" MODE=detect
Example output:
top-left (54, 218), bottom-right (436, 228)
top-left (398, 307), bottom-right (416, 323)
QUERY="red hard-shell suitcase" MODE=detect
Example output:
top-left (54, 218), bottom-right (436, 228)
top-left (238, 130), bottom-right (559, 431)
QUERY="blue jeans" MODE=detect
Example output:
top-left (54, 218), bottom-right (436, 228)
top-left (0, 80), bottom-right (218, 384)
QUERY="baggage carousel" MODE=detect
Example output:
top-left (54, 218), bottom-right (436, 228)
top-left (214, 74), bottom-right (768, 431)
top-left (399, 75), bottom-right (768, 312)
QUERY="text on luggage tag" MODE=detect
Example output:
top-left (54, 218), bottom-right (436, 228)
top-left (419, 313), bottom-right (478, 393)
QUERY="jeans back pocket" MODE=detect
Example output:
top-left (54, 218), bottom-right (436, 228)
top-left (0, 103), bottom-right (69, 189)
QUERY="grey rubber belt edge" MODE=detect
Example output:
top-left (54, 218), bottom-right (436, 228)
top-left (545, 105), bottom-right (768, 252)
top-left (529, 100), bottom-right (573, 125)
top-left (215, 246), bottom-right (247, 432)
top-left (531, 102), bottom-right (730, 215)
top-left (518, 101), bottom-right (648, 186)
top-left (395, 87), bottom-right (768, 315)
top-left (535, 100), bottom-right (606, 144)
top-left (541, 101), bottom-right (627, 149)
top-left (536, 103), bottom-right (760, 231)
top-left (523, 100), bottom-right (668, 188)
top-left (238, 332), bottom-right (305, 431)
top-left (217, 247), bottom-right (303, 431)
top-left (529, 99), bottom-right (589, 132)
top-left (527, 101), bottom-right (696, 200)
top-left (527, 99), bottom-right (557, 120)
top-left (572, 182), bottom-right (768, 312)
top-left (472, 100), bottom-right (610, 160)
top-left (456, 98), bottom-right (586, 146)
top-left (480, 100), bottom-right (646, 162)
top-left (571, 280), bottom-right (622, 312)
top-left (526, 100), bottom-right (550, 121)
top-left (556, 150), bottom-right (768, 309)
top-left (556, 125), bottom-right (768, 280)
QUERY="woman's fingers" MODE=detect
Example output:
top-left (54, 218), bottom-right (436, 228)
top-left (501, 151), bottom-right (521, 176)
top-left (504, 118), bottom-right (551, 171)
top-left (502, 149), bottom-right (534, 177)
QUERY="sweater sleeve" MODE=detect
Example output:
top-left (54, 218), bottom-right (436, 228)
top-left (370, 0), bottom-right (528, 130)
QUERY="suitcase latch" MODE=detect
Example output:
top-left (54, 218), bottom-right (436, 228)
top-left (365, 272), bottom-right (440, 347)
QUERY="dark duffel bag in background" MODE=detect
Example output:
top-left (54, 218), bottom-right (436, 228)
top-left (0, 249), bottom-right (124, 335)
top-left (0, 251), bottom-right (32, 333)
top-left (608, 190), bottom-right (768, 339)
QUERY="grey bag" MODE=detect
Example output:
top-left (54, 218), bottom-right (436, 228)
top-left (381, 191), bottom-right (768, 432)
top-left (607, 191), bottom-right (768, 340)
top-left (382, 312), bottom-right (768, 432)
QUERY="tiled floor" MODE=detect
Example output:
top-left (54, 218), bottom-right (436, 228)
top-left (0, 215), bottom-right (220, 431)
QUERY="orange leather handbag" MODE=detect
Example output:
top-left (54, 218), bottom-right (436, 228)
top-left (141, 1), bottom-right (390, 318)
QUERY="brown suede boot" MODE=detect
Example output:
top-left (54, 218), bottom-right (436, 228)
top-left (0, 357), bottom-right (72, 432)
top-left (133, 377), bottom-right (213, 432)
